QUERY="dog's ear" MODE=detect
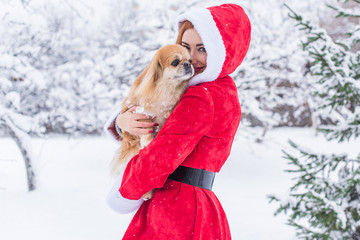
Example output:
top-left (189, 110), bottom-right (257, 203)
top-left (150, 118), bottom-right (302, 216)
top-left (147, 53), bottom-right (162, 84)
top-left (130, 51), bottom-right (163, 98)
top-left (131, 54), bottom-right (161, 89)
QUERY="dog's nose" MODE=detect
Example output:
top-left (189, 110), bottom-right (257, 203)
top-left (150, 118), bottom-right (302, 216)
top-left (183, 61), bottom-right (192, 69)
top-left (183, 61), bottom-right (193, 75)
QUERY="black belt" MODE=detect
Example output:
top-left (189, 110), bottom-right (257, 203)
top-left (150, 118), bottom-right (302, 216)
top-left (168, 166), bottom-right (216, 190)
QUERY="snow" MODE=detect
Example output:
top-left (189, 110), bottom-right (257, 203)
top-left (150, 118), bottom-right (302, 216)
top-left (1, 127), bottom-right (359, 239)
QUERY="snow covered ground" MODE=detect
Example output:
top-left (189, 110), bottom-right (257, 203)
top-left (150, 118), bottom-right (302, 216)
top-left (1, 127), bottom-right (359, 240)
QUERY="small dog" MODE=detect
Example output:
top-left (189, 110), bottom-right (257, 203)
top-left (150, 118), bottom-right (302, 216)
top-left (111, 44), bottom-right (194, 197)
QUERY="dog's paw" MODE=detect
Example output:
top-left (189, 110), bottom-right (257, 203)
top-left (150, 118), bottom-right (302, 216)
top-left (142, 189), bottom-right (154, 201)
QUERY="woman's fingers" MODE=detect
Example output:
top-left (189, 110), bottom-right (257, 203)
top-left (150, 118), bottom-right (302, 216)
top-left (131, 113), bottom-right (152, 121)
top-left (134, 121), bottom-right (158, 128)
top-left (119, 105), bottom-right (159, 136)
top-left (133, 128), bottom-right (154, 135)
top-left (131, 122), bottom-right (158, 135)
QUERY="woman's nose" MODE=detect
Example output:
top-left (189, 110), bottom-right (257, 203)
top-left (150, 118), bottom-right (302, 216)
top-left (190, 51), bottom-right (198, 64)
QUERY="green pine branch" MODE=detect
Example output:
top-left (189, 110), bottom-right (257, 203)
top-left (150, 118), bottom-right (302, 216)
top-left (270, 140), bottom-right (360, 238)
top-left (326, 4), bottom-right (360, 18)
top-left (270, 4), bottom-right (360, 239)
top-left (319, 119), bottom-right (360, 142)
top-left (284, 3), bottom-right (360, 143)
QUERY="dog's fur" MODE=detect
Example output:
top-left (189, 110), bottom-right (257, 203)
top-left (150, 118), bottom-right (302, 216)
top-left (111, 44), bottom-right (194, 177)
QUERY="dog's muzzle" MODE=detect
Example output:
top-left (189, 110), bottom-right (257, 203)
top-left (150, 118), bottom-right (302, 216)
top-left (183, 62), bottom-right (193, 75)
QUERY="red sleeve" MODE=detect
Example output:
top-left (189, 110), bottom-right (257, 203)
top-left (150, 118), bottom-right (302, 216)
top-left (119, 86), bottom-right (214, 199)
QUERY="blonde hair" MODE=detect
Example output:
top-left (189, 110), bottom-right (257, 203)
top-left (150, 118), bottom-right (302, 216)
top-left (176, 20), bottom-right (194, 44)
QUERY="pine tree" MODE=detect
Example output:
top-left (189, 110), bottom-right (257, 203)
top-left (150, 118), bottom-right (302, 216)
top-left (268, 1), bottom-right (360, 239)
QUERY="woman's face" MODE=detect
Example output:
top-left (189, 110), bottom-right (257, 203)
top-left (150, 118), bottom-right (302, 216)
top-left (181, 29), bottom-right (207, 75)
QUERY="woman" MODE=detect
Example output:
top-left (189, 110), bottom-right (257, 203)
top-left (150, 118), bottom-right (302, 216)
top-left (105, 3), bottom-right (251, 239)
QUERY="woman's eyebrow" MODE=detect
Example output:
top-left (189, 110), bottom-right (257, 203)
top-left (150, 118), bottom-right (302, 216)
top-left (181, 42), bottom-right (204, 47)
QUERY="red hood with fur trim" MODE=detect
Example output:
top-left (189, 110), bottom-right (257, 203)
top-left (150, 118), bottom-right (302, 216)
top-left (176, 3), bottom-right (251, 86)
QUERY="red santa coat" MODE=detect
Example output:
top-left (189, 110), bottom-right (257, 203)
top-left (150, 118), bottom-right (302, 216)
top-left (119, 4), bottom-right (251, 240)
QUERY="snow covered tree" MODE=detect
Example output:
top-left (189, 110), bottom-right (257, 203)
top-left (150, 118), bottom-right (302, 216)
top-left (0, 1), bottom-right (49, 191)
top-left (233, 0), bottom-right (322, 140)
top-left (0, 54), bottom-right (44, 191)
top-left (268, 1), bottom-right (360, 239)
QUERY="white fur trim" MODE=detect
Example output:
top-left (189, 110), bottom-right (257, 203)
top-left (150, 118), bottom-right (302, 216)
top-left (106, 171), bottom-right (144, 214)
top-left (176, 8), bottom-right (226, 86)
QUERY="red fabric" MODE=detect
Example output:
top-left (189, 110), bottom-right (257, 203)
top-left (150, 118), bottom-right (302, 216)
top-left (106, 118), bottom-right (120, 140)
top-left (208, 4), bottom-right (251, 79)
top-left (120, 77), bottom-right (240, 240)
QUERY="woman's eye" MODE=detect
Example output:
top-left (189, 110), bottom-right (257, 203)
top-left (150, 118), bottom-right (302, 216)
top-left (199, 47), bottom-right (206, 53)
top-left (171, 59), bottom-right (180, 67)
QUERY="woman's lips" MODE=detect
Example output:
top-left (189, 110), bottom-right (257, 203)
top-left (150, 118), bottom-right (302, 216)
top-left (194, 67), bottom-right (204, 73)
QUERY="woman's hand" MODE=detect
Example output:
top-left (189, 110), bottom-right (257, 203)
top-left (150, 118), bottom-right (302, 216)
top-left (116, 106), bottom-right (158, 136)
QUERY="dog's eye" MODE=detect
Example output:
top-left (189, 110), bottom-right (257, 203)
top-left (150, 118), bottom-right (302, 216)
top-left (171, 59), bottom-right (180, 67)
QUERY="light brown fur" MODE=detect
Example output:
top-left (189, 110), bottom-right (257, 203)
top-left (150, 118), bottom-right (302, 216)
top-left (111, 44), bottom-right (194, 177)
